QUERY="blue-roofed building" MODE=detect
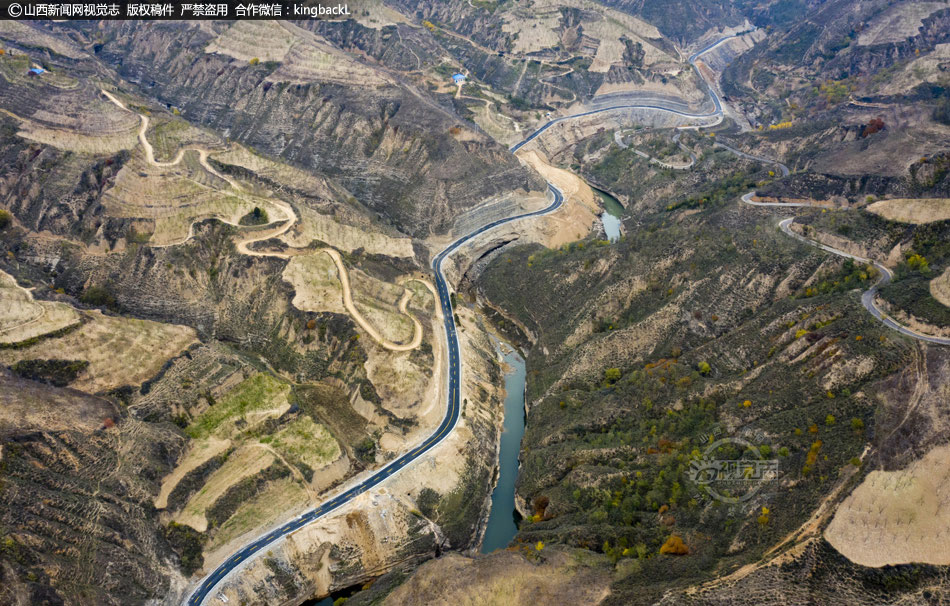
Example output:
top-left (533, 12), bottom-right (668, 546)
top-left (452, 73), bottom-right (466, 84)
top-left (28, 67), bottom-right (45, 76)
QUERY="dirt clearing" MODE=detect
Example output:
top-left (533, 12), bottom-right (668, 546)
top-left (515, 149), bottom-right (599, 247)
top-left (866, 198), bottom-right (950, 224)
top-left (382, 550), bottom-right (610, 606)
top-left (825, 444), bottom-right (950, 566)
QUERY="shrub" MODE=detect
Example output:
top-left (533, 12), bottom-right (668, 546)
top-left (906, 253), bottom-right (930, 273)
top-left (0, 209), bottom-right (11, 229)
top-left (239, 206), bottom-right (269, 226)
top-left (164, 522), bottom-right (207, 576)
top-left (605, 368), bottom-right (621, 383)
top-left (416, 487), bottom-right (440, 518)
top-left (355, 437), bottom-right (376, 463)
top-left (698, 361), bottom-right (711, 375)
top-left (11, 359), bottom-right (89, 387)
top-left (861, 117), bottom-right (885, 137)
top-left (80, 285), bottom-right (117, 309)
top-left (249, 57), bottom-right (260, 65)
top-left (851, 417), bottom-right (864, 431)
top-left (825, 414), bottom-right (836, 426)
top-left (936, 96), bottom-right (950, 126)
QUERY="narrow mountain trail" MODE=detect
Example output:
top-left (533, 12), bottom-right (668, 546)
top-left (187, 28), bottom-right (947, 604)
top-left (100, 88), bottom-right (427, 353)
top-left (183, 29), bottom-right (751, 605)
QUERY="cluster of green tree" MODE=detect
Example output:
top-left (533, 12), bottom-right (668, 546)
top-left (164, 522), bottom-right (207, 576)
top-left (79, 284), bottom-right (117, 310)
top-left (794, 258), bottom-right (877, 298)
top-left (664, 170), bottom-right (759, 212)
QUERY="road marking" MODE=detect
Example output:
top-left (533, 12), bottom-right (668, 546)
top-left (188, 29), bottom-right (745, 601)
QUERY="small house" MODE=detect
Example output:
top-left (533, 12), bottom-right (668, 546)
top-left (451, 73), bottom-right (466, 85)
top-left (28, 67), bottom-right (45, 76)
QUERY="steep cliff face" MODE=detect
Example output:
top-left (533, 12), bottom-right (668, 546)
top-left (72, 20), bottom-right (542, 237)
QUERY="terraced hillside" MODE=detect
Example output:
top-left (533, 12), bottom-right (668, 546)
top-left (79, 20), bottom-right (544, 237)
top-left (0, 18), bottom-right (513, 606)
top-left (3, 2), bottom-right (950, 606)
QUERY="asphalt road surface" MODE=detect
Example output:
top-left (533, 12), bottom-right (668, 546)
top-left (185, 184), bottom-right (564, 606)
top-left (187, 29), bottom-right (752, 605)
top-left (740, 194), bottom-right (950, 346)
top-left (777, 217), bottom-right (950, 346)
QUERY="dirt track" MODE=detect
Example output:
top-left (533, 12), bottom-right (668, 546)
top-left (100, 88), bottom-right (427, 353)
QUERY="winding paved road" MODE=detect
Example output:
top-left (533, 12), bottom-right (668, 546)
top-left (740, 195), bottom-right (949, 345)
top-left (187, 29), bottom-right (756, 605)
top-left (185, 183), bottom-right (564, 605)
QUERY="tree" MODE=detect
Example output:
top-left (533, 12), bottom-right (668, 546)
top-left (861, 117), bottom-right (885, 137)
top-left (0, 209), bottom-right (11, 229)
top-left (698, 361), bottom-right (711, 375)
top-left (851, 417), bottom-right (864, 431)
top-left (605, 368), bottom-right (621, 383)
top-left (907, 254), bottom-right (929, 273)
top-left (660, 534), bottom-right (688, 555)
top-left (825, 414), bottom-right (836, 426)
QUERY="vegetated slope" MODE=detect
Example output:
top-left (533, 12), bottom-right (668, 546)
top-left (467, 125), bottom-right (948, 605)
top-left (68, 20), bottom-right (543, 237)
top-left (312, 0), bottom-right (726, 132)
top-left (796, 207), bottom-right (950, 336)
top-left (596, 0), bottom-right (743, 45)
top-left (0, 369), bottom-right (185, 606)
top-left (719, 0), bottom-right (950, 167)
